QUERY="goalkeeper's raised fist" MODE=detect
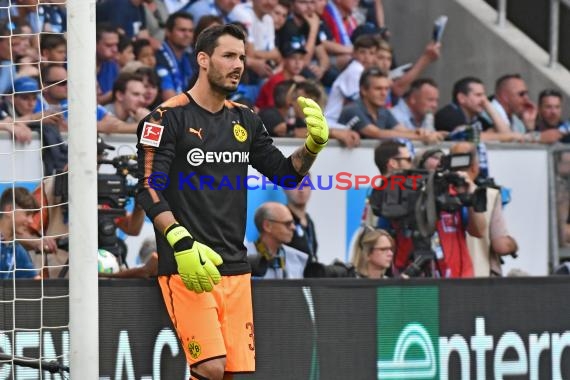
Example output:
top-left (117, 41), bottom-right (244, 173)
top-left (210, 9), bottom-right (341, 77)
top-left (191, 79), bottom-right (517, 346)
top-left (298, 96), bottom-right (329, 154)
top-left (165, 224), bottom-right (223, 293)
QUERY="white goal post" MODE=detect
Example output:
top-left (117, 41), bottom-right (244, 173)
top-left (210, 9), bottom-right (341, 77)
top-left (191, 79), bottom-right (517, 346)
top-left (68, 0), bottom-right (99, 379)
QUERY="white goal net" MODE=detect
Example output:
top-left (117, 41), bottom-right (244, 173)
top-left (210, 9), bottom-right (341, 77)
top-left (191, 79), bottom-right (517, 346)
top-left (0, 1), bottom-right (98, 379)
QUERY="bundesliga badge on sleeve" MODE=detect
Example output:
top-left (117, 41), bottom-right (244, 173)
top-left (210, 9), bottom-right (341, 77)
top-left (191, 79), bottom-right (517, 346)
top-left (140, 122), bottom-right (164, 147)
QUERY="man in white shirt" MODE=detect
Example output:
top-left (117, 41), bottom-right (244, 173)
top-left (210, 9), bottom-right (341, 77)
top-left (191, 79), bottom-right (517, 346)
top-left (324, 34), bottom-right (379, 129)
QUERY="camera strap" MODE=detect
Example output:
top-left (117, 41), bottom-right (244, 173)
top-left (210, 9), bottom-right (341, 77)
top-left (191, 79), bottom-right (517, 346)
top-left (255, 240), bottom-right (287, 279)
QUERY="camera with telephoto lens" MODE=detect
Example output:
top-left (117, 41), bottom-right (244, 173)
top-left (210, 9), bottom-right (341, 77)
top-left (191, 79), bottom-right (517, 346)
top-left (97, 155), bottom-right (138, 265)
top-left (369, 153), bottom-right (487, 277)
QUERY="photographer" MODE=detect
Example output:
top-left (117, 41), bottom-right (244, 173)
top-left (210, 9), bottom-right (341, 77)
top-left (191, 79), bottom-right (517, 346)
top-left (451, 142), bottom-right (518, 277)
top-left (372, 140), bottom-right (486, 278)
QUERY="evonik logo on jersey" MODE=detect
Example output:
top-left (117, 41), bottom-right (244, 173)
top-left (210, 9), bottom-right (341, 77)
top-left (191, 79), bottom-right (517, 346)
top-left (186, 148), bottom-right (250, 166)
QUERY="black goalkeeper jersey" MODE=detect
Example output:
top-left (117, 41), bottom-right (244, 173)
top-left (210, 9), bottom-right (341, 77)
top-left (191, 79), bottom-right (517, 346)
top-left (136, 92), bottom-right (303, 276)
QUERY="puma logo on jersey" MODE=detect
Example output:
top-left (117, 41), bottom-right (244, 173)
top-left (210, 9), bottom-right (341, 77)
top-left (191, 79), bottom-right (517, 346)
top-left (189, 127), bottom-right (203, 140)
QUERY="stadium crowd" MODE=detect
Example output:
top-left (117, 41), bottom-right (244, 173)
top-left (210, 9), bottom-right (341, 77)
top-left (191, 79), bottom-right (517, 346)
top-left (0, 0), bottom-right (569, 280)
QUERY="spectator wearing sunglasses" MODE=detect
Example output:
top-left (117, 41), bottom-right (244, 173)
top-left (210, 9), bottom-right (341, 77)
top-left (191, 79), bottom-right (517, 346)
top-left (247, 202), bottom-right (309, 279)
top-left (486, 73), bottom-right (537, 134)
top-left (350, 227), bottom-right (393, 279)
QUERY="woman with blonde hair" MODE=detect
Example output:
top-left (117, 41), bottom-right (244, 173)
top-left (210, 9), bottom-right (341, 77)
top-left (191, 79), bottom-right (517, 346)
top-left (351, 226), bottom-right (394, 279)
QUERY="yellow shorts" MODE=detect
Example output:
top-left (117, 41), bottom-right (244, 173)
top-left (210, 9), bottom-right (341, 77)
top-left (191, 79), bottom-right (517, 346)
top-left (158, 273), bottom-right (255, 373)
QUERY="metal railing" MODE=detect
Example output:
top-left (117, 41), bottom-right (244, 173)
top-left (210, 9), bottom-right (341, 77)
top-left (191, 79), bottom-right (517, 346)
top-left (496, 0), bottom-right (569, 69)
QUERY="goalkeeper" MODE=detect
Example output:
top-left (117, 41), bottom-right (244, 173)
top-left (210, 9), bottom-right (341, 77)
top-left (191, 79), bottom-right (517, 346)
top-left (135, 24), bottom-right (328, 380)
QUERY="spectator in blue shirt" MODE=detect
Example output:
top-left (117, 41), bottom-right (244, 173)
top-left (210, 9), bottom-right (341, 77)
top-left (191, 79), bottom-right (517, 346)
top-left (96, 23), bottom-right (120, 105)
top-left (155, 12), bottom-right (194, 101)
top-left (0, 187), bottom-right (40, 279)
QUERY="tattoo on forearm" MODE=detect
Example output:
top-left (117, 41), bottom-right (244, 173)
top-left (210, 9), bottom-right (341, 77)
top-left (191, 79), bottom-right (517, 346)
top-left (291, 145), bottom-right (317, 175)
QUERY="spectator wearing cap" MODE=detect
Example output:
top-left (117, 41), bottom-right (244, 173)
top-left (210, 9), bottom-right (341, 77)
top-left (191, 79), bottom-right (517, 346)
top-left (155, 12), bottom-right (194, 102)
top-left (337, 68), bottom-right (441, 143)
top-left (255, 42), bottom-right (307, 110)
top-left (229, 0), bottom-right (281, 89)
top-left (276, 0), bottom-right (330, 83)
top-left (324, 34), bottom-right (379, 129)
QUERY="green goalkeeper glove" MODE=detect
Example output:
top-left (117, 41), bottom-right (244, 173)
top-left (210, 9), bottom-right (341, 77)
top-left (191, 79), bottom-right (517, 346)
top-left (165, 224), bottom-right (223, 293)
top-left (298, 96), bottom-right (329, 154)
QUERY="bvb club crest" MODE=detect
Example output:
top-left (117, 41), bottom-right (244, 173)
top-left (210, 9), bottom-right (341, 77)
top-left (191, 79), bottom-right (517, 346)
top-left (233, 123), bottom-right (247, 142)
top-left (188, 339), bottom-right (202, 359)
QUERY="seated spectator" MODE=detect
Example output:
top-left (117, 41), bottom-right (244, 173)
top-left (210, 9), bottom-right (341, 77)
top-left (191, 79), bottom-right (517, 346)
top-left (255, 42), bottom-right (307, 110)
top-left (324, 34), bottom-right (379, 128)
top-left (40, 34), bottom-right (67, 66)
top-left (271, 0), bottom-right (290, 32)
top-left (321, 0), bottom-right (358, 48)
top-left (104, 72), bottom-right (150, 124)
top-left (96, 23), bottom-right (120, 105)
top-left (259, 80), bottom-right (306, 137)
top-left (451, 142), bottom-right (518, 277)
top-left (116, 34), bottom-right (135, 70)
top-left (133, 39), bottom-right (157, 69)
top-left (38, 2), bottom-right (67, 33)
top-left (229, 0), bottom-right (281, 95)
top-left (435, 76), bottom-right (523, 178)
top-left (350, 227), bottom-right (393, 279)
top-left (142, 0), bottom-right (169, 45)
top-left (486, 73), bottom-right (537, 134)
top-left (97, 0), bottom-right (148, 40)
top-left (193, 16), bottom-right (224, 49)
top-left (186, 0), bottom-right (238, 25)
top-left (378, 39), bottom-right (441, 104)
top-left (0, 187), bottom-right (40, 279)
top-left (155, 12), bottom-right (194, 101)
top-left (389, 78), bottom-right (445, 146)
top-left (276, 0), bottom-right (330, 84)
top-left (247, 202), bottom-right (308, 279)
top-left (313, 0), bottom-right (352, 71)
top-left (337, 67), bottom-right (442, 143)
top-left (135, 66), bottom-right (162, 111)
top-left (534, 89), bottom-right (570, 143)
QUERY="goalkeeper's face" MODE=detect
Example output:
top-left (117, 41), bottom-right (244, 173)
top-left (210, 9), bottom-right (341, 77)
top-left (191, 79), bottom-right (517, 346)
top-left (205, 35), bottom-right (245, 95)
